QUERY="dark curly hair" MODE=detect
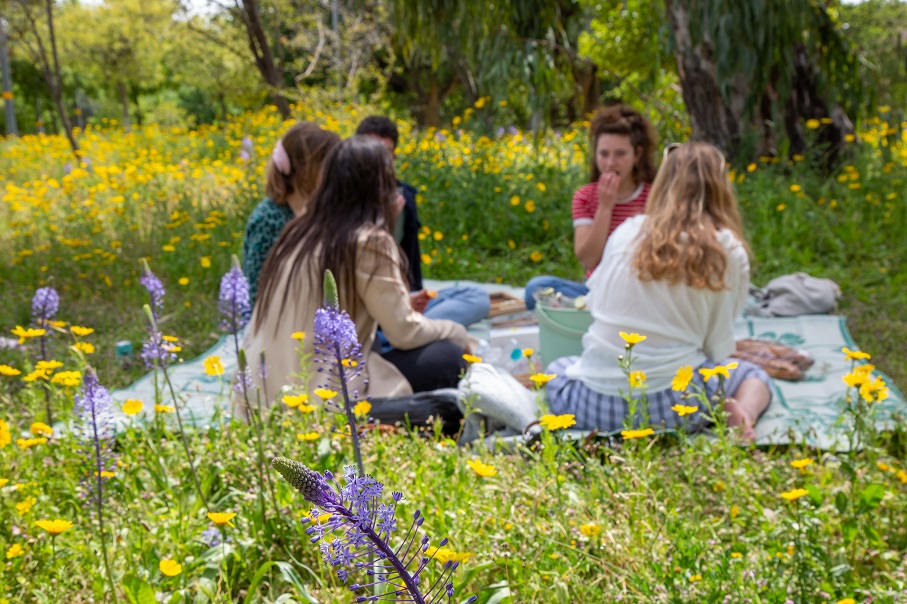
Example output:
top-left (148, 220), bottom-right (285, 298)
top-left (588, 104), bottom-right (658, 185)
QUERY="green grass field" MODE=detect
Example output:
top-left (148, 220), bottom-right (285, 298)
top-left (0, 104), bottom-right (905, 602)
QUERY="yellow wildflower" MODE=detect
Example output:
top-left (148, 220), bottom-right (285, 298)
top-left (618, 332), bottom-right (646, 346)
top-left (29, 422), bottom-right (52, 437)
top-left (16, 438), bottom-right (47, 449)
top-left (462, 354), bottom-right (482, 364)
top-left (291, 331), bottom-right (306, 340)
top-left (0, 365), bottom-right (21, 377)
top-left (522, 348), bottom-right (534, 358)
top-left (71, 341), bottom-right (95, 354)
top-left (671, 365), bottom-right (693, 392)
top-left (50, 371), bottom-right (81, 387)
top-left (780, 488), bottom-right (809, 501)
top-left (11, 326), bottom-right (46, 344)
top-left (297, 404), bottom-right (316, 414)
top-left (23, 369), bottom-right (49, 382)
top-left (5, 543), bottom-right (23, 559)
top-left (154, 404), bottom-right (175, 413)
top-left (538, 414), bottom-right (576, 431)
top-left (466, 459), bottom-right (497, 477)
top-left (671, 404), bottom-right (698, 417)
top-left (805, 119), bottom-right (820, 130)
top-left (579, 523), bottom-right (600, 537)
top-left (36, 360), bottom-right (63, 372)
top-left (790, 458), bottom-right (813, 469)
top-left (159, 559), bottom-right (182, 577)
top-left (16, 497), bottom-right (36, 514)
top-left (122, 400), bottom-right (143, 415)
top-left (341, 358), bottom-right (358, 368)
top-left (426, 547), bottom-right (473, 564)
top-left (298, 432), bottom-right (320, 441)
top-left (282, 394), bottom-right (309, 408)
top-left (314, 388), bottom-right (337, 400)
top-left (353, 401), bottom-right (372, 417)
top-left (629, 370), bottom-right (647, 388)
top-left (207, 512), bottom-right (236, 528)
top-left (790, 184), bottom-right (801, 192)
top-left (34, 519), bottom-right (73, 535)
top-left (203, 355), bottom-right (224, 376)
top-left (529, 373), bottom-right (556, 387)
top-left (842, 347), bottom-right (871, 361)
top-left (178, 277), bottom-right (189, 286)
top-left (699, 362), bottom-right (739, 382)
top-left (529, 251), bottom-right (543, 262)
top-left (621, 428), bottom-right (654, 440)
top-left (200, 256), bottom-right (212, 268)
top-left (69, 326), bottom-right (95, 337)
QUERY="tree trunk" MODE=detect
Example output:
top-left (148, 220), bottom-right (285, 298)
top-left (664, 0), bottom-right (743, 159)
top-left (240, 0), bottom-right (291, 119)
top-left (569, 59), bottom-right (600, 122)
top-left (43, 0), bottom-right (79, 155)
top-left (118, 80), bottom-right (131, 132)
top-left (782, 43), bottom-right (851, 170)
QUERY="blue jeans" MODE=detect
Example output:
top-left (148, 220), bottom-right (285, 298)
top-left (524, 276), bottom-right (589, 310)
top-left (377, 285), bottom-right (490, 352)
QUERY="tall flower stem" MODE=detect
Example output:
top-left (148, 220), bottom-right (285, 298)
top-left (334, 348), bottom-right (365, 477)
top-left (90, 406), bottom-right (116, 600)
top-left (39, 335), bottom-right (53, 426)
top-left (159, 364), bottom-right (209, 511)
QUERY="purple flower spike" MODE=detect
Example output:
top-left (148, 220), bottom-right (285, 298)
top-left (31, 287), bottom-right (59, 325)
top-left (75, 370), bottom-right (116, 496)
top-left (218, 261), bottom-right (251, 335)
top-left (139, 261), bottom-right (165, 320)
top-left (272, 458), bottom-right (476, 604)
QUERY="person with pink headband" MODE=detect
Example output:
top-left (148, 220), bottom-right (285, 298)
top-left (241, 122), bottom-right (340, 307)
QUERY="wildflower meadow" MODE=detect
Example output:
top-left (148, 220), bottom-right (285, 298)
top-left (0, 101), bottom-right (906, 603)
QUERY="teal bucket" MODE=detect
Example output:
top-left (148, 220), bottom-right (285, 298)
top-left (536, 304), bottom-right (594, 370)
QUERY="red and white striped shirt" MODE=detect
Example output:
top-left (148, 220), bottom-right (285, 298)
top-left (572, 181), bottom-right (650, 275)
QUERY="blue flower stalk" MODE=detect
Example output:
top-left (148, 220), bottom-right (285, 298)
top-left (314, 270), bottom-right (367, 477)
top-left (75, 369), bottom-right (117, 598)
top-left (31, 286), bottom-right (60, 425)
top-left (272, 458), bottom-right (477, 604)
top-left (139, 259), bottom-right (165, 321)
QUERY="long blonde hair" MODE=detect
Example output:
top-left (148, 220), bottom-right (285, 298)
top-left (632, 142), bottom-right (750, 290)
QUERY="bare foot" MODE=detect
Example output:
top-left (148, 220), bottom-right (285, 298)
top-left (724, 397), bottom-right (756, 442)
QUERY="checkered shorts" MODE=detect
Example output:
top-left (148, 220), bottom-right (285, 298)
top-left (545, 356), bottom-right (773, 432)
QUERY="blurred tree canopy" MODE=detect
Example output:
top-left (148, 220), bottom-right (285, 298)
top-left (1, 0), bottom-right (902, 161)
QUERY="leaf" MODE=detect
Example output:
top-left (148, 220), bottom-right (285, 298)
top-left (274, 561), bottom-right (320, 604)
top-left (806, 483), bottom-right (823, 506)
top-left (323, 270), bottom-right (339, 309)
top-left (476, 581), bottom-right (512, 604)
top-left (863, 523), bottom-right (883, 545)
top-left (244, 561), bottom-right (278, 604)
top-left (835, 491), bottom-right (848, 514)
top-left (842, 519), bottom-right (858, 542)
top-left (859, 483), bottom-right (885, 510)
top-left (122, 574), bottom-right (156, 604)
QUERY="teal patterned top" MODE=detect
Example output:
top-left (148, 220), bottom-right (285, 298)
top-left (242, 197), bottom-right (294, 308)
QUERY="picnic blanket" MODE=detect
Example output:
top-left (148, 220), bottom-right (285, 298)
top-left (110, 281), bottom-right (905, 449)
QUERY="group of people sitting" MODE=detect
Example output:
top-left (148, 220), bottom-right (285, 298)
top-left (239, 106), bottom-right (772, 440)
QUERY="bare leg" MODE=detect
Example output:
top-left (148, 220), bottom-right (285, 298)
top-left (723, 378), bottom-right (771, 442)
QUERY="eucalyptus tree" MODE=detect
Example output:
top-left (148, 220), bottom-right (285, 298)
top-left (388, 0), bottom-right (598, 128)
top-left (663, 0), bottom-right (866, 162)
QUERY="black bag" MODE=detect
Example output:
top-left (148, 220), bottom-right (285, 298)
top-left (369, 390), bottom-right (463, 435)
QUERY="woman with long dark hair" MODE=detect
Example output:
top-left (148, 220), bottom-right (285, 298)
top-left (243, 136), bottom-right (468, 407)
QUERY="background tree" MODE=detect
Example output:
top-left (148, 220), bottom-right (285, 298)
top-left (62, 0), bottom-right (176, 131)
top-left (3, 0), bottom-right (79, 154)
top-left (663, 0), bottom-right (866, 163)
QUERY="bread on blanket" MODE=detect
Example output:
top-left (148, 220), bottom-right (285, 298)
top-left (734, 338), bottom-right (814, 371)
top-left (730, 349), bottom-right (804, 381)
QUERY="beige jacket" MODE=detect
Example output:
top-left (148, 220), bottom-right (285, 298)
top-left (241, 227), bottom-right (468, 407)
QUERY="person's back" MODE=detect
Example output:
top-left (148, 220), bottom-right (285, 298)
top-left (545, 142), bottom-right (772, 441)
top-left (567, 214), bottom-right (749, 393)
top-left (243, 136), bottom-right (469, 411)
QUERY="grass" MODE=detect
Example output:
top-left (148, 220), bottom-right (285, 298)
top-left (0, 103), bottom-right (905, 602)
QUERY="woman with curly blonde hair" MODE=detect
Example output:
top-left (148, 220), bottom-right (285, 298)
top-left (545, 142), bottom-right (772, 441)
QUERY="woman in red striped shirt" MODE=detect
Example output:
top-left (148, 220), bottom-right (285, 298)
top-left (524, 105), bottom-right (659, 309)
